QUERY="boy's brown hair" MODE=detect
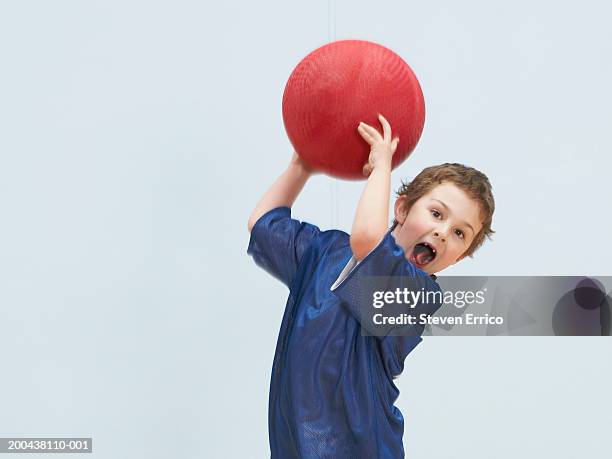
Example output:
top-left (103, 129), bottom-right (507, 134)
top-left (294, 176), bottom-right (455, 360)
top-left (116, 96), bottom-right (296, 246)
top-left (396, 163), bottom-right (495, 257)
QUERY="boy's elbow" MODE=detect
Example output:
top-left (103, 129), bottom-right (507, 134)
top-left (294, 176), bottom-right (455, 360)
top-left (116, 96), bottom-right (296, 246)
top-left (247, 214), bottom-right (258, 233)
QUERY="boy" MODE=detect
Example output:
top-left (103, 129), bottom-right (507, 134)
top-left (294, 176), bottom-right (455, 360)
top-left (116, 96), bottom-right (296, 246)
top-left (247, 115), bottom-right (494, 458)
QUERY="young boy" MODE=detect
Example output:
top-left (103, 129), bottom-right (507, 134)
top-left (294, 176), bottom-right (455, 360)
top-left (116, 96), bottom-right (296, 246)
top-left (247, 115), bottom-right (494, 458)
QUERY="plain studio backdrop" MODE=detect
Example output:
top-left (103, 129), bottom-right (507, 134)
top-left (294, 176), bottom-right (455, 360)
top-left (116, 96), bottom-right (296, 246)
top-left (0, 1), bottom-right (610, 458)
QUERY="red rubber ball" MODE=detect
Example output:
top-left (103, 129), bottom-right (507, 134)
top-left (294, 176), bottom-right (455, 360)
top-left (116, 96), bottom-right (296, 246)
top-left (282, 40), bottom-right (425, 180)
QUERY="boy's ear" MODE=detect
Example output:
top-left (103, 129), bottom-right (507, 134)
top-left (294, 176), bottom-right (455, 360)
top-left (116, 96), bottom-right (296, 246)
top-left (393, 196), bottom-right (408, 224)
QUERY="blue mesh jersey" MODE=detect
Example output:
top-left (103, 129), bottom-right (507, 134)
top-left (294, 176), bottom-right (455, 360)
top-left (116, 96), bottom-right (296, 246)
top-left (247, 207), bottom-right (442, 459)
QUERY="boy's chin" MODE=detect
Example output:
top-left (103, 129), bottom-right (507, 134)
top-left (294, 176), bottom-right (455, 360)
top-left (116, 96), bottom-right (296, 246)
top-left (422, 261), bottom-right (445, 275)
top-left (428, 262), bottom-right (455, 275)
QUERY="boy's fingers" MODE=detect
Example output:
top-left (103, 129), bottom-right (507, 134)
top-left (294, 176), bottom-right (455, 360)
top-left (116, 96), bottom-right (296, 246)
top-left (357, 125), bottom-right (375, 144)
top-left (378, 114), bottom-right (391, 142)
top-left (359, 122), bottom-right (382, 141)
top-left (391, 137), bottom-right (400, 155)
top-left (362, 163), bottom-right (373, 177)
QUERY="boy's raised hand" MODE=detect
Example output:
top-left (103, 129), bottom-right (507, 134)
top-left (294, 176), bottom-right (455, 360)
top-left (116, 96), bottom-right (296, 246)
top-left (247, 151), bottom-right (315, 232)
top-left (350, 114), bottom-right (398, 259)
top-left (357, 114), bottom-right (399, 177)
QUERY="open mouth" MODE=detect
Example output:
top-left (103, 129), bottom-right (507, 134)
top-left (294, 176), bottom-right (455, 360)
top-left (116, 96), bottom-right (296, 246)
top-left (411, 242), bottom-right (436, 268)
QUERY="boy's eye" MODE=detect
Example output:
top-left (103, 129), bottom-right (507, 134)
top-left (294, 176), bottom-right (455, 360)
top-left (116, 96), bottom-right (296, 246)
top-left (455, 229), bottom-right (464, 239)
top-left (431, 209), bottom-right (441, 218)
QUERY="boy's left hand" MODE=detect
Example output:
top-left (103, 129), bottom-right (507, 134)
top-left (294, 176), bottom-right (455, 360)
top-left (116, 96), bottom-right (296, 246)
top-left (357, 114), bottom-right (399, 177)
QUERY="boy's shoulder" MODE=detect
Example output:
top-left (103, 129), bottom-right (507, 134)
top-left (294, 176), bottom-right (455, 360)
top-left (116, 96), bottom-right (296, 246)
top-left (344, 231), bottom-right (439, 283)
top-left (317, 229), bottom-right (438, 283)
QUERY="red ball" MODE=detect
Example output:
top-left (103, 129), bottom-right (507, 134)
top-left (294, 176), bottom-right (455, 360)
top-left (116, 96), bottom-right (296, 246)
top-left (282, 40), bottom-right (425, 180)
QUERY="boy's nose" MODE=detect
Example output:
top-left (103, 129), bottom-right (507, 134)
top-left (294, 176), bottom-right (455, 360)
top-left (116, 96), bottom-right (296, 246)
top-left (433, 231), bottom-right (446, 243)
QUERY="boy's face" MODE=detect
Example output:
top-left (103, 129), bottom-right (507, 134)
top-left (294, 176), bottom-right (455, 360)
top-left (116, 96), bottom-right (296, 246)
top-left (392, 182), bottom-right (483, 274)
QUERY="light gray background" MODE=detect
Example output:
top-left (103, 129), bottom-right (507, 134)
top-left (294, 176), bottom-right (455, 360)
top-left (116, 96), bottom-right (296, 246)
top-left (0, 1), bottom-right (610, 458)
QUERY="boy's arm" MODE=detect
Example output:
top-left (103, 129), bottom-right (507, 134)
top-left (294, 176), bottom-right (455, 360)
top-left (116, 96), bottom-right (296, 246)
top-left (247, 152), bottom-right (315, 232)
top-left (350, 114), bottom-right (399, 260)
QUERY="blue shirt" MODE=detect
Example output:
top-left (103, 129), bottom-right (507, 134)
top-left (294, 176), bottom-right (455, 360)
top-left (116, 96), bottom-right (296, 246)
top-left (248, 207), bottom-right (442, 458)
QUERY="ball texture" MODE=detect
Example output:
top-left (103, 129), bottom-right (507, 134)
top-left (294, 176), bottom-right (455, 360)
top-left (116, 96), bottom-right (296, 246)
top-left (282, 40), bottom-right (425, 179)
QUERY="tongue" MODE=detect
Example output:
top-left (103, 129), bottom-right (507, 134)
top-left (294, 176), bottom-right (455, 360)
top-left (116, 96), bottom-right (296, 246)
top-left (413, 243), bottom-right (434, 266)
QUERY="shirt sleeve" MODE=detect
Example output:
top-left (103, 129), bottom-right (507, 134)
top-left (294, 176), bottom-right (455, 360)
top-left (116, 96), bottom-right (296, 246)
top-left (247, 207), bottom-right (320, 288)
top-left (331, 231), bottom-right (443, 376)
